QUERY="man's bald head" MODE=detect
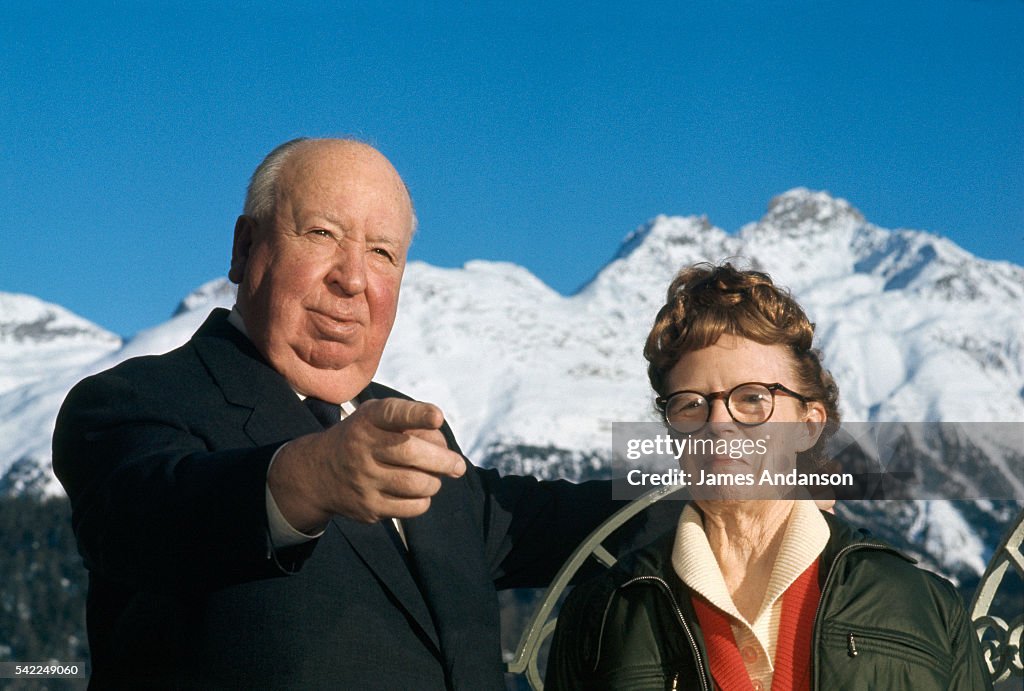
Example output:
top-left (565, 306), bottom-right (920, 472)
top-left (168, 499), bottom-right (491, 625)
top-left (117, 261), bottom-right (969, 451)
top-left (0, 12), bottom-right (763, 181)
top-left (243, 137), bottom-right (417, 234)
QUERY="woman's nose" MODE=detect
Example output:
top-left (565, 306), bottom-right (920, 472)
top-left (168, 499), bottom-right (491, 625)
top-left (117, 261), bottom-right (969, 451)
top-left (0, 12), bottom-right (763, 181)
top-left (706, 397), bottom-right (738, 433)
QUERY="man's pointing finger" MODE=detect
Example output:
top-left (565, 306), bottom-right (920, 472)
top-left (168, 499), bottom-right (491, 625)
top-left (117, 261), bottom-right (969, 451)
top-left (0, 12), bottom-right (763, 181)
top-left (365, 398), bottom-right (445, 432)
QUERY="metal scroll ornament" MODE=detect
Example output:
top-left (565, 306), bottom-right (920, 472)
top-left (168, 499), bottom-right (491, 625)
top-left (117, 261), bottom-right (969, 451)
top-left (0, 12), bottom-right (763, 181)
top-left (970, 506), bottom-right (1024, 684)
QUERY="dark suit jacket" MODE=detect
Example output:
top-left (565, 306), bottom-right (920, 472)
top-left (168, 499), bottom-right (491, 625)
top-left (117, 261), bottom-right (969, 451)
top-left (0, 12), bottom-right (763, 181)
top-left (52, 309), bottom-right (618, 689)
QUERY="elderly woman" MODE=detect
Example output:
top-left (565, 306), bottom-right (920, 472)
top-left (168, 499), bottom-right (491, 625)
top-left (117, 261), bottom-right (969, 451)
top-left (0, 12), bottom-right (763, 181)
top-left (546, 263), bottom-right (990, 690)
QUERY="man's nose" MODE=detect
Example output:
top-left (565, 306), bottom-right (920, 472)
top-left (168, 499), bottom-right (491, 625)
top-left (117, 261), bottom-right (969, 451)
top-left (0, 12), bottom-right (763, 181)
top-left (328, 241), bottom-right (367, 295)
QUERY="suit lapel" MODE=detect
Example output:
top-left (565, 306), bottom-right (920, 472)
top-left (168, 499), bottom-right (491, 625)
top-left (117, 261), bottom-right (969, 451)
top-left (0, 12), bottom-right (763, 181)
top-left (329, 517), bottom-right (441, 653)
top-left (190, 310), bottom-right (441, 653)
top-left (191, 310), bottom-right (323, 445)
top-left (402, 480), bottom-right (500, 686)
top-left (359, 382), bottom-right (500, 685)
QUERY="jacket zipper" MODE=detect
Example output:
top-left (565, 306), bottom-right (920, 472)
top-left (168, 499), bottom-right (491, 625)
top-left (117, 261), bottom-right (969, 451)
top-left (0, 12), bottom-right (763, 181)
top-left (810, 542), bottom-right (905, 690)
top-left (604, 575), bottom-right (711, 691)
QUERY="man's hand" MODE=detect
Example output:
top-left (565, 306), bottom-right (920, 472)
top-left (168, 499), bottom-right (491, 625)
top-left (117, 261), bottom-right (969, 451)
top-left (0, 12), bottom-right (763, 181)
top-left (269, 399), bottom-right (466, 532)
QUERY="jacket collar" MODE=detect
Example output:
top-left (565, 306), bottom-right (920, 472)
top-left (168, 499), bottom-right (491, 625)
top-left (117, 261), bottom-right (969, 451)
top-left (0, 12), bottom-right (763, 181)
top-left (622, 509), bottom-right (914, 590)
top-left (191, 309), bottom-right (323, 445)
top-left (817, 511), bottom-right (915, 586)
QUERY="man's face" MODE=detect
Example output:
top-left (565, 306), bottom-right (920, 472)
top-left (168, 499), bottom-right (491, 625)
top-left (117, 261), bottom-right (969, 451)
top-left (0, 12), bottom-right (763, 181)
top-left (231, 141), bottom-right (414, 402)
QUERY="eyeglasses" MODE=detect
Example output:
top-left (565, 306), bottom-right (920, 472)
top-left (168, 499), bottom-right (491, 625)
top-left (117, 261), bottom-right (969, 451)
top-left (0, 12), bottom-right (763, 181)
top-left (656, 382), bottom-right (813, 434)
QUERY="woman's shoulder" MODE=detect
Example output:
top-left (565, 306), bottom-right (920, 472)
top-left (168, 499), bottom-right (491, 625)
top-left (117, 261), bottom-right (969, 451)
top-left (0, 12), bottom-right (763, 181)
top-left (550, 529), bottom-right (694, 688)
top-left (816, 512), bottom-right (990, 688)
top-left (820, 511), bottom-right (968, 621)
top-left (560, 528), bottom-right (678, 621)
top-left (823, 512), bottom-right (941, 575)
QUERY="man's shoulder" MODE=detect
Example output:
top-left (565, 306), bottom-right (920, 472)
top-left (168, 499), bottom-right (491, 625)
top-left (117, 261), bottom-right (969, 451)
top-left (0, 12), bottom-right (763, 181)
top-left (62, 309), bottom-right (248, 407)
top-left (71, 341), bottom-right (199, 399)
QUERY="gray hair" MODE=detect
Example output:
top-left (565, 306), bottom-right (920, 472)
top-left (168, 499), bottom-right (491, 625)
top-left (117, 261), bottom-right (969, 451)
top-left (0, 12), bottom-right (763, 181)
top-left (243, 137), bottom-right (311, 223)
top-left (242, 137), bottom-right (418, 233)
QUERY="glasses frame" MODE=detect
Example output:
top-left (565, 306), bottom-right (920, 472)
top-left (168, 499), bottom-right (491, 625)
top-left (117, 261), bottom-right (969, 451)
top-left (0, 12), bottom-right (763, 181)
top-left (656, 382), bottom-right (813, 433)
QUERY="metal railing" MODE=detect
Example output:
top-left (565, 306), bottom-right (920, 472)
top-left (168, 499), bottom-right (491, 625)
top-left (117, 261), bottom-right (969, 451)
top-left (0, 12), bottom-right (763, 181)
top-left (970, 507), bottom-right (1024, 685)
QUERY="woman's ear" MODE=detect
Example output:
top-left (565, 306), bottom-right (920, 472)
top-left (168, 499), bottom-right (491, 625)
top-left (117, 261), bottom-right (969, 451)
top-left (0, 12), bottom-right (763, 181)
top-left (794, 402), bottom-right (827, 453)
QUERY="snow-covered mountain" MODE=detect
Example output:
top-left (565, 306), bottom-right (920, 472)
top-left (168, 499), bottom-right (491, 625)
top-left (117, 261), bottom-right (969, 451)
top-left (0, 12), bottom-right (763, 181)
top-left (2, 188), bottom-right (1022, 585)
top-left (0, 293), bottom-right (121, 396)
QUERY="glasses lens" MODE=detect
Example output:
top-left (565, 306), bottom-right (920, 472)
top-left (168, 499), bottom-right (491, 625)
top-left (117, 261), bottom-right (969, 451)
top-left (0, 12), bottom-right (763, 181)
top-left (665, 393), bottom-right (708, 433)
top-left (728, 383), bottom-right (774, 424)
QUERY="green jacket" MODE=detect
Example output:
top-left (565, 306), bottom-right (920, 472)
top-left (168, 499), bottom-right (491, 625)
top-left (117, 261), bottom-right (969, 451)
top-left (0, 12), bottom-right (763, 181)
top-left (546, 512), bottom-right (992, 690)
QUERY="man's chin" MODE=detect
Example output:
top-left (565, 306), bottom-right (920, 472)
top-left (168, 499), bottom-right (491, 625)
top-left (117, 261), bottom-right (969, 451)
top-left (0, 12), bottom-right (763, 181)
top-left (284, 355), bottom-right (376, 402)
top-left (301, 342), bottom-right (365, 372)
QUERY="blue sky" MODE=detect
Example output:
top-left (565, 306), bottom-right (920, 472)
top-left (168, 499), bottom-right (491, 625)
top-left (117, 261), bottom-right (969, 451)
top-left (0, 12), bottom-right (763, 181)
top-left (2, 1), bottom-right (1022, 338)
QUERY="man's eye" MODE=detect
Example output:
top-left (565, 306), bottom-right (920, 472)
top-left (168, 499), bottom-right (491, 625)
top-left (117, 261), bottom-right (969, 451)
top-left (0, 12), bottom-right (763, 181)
top-left (310, 228), bottom-right (332, 238)
top-left (371, 247), bottom-right (395, 261)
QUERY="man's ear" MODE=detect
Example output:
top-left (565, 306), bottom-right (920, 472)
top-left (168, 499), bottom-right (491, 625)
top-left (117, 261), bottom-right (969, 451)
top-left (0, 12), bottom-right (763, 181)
top-left (229, 215), bottom-right (256, 285)
top-left (794, 402), bottom-right (827, 453)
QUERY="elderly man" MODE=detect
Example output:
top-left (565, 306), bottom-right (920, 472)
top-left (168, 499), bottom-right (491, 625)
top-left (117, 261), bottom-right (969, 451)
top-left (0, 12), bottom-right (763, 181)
top-left (52, 138), bottom-right (617, 689)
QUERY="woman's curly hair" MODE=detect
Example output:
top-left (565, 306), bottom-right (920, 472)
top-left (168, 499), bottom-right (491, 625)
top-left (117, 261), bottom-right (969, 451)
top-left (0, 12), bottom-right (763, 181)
top-left (644, 262), bottom-right (840, 468)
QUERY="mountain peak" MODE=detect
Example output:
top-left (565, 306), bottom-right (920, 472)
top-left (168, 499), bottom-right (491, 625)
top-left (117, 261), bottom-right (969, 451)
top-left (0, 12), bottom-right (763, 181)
top-left (762, 188), bottom-right (865, 231)
top-left (173, 278), bottom-right (237, 316)
top-left (610, 214), bottom-right (718, 261)
top-left (575, 215), bottom-right (734, 299)
top-left (0, 292), bottom-right (119, 346)
top-left (0, 292), bottom-right (121, 396)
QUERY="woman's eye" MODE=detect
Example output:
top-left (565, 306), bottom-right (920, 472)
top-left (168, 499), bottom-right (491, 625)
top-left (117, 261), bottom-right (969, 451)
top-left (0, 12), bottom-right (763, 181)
top-left (670, 397), bottom-right (705, 416)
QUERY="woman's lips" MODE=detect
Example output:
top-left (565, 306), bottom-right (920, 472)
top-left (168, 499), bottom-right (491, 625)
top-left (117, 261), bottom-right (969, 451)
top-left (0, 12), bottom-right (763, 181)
top-left (706, 456), bottom-right (749, 473)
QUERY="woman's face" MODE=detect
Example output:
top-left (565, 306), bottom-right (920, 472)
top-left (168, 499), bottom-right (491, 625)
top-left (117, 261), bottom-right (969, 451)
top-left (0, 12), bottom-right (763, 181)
top-left (663, 334), bottom-right (826, 504)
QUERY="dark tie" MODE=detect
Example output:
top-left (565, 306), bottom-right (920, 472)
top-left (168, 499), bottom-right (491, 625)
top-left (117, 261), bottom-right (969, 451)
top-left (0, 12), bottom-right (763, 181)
top-left (303, 396), bottom-right (409, 557)
top-left (304, 396), bottom-right (341, 427)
